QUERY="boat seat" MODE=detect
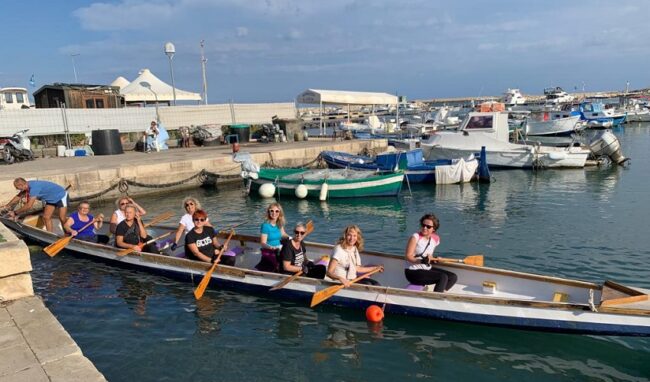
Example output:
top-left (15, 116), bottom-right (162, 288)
top-left (405, 284), bottom-right (434, 291)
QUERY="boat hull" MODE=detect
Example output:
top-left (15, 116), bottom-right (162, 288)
top-left (250, 168), bottom-right (404, 198)
top-left (5, 218), bottom-right (650, 336)
top-left (525, 115), bottom-right (581, 136)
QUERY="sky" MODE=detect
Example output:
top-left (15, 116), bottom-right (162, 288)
top-left (1, 0), bottom-right (649, 103)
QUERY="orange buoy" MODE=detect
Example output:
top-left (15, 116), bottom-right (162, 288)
top-left (365, 305), bottom-right (384, 322)
top-left (232, 142), bottom-right (240, 153)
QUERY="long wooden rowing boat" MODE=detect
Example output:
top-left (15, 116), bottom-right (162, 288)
top-left (4, 217), bottom-right (649, 336)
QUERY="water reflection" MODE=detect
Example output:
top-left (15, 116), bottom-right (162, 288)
top-left (194, 295), bottom-right (223, 335)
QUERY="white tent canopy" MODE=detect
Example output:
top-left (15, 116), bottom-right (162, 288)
top-left (120, 68), bottom-right (202, 103)
top-left (296, 89), bottom-right (398, 105)
top-left (110, 76), bottom-right (130, 90)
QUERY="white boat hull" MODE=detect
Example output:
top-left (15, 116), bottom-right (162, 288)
top-left (525, 115), bottom-right (581, 136)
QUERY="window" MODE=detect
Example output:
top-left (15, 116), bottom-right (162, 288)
top-left (4, 93), bottom-right (13, 103)
top-left (15, 93), bottom-right (24, 103)
top-left (465, 116), bottom-right (493, 129)
top-left (95, 99), bottom-right (104, 108)
top-left (85, 99), bottom-right (95, 108)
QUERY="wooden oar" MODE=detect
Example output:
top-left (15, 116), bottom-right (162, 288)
top-left (116, 231), bottom-right (173, 257)
top-left (143, 211), bottom-right (174, 228)
top-left (43, 219), bottom-right (97, 257)
top-left (268, 220), bottom-right (315, 291)
top-left (217, 221), bottom-right (247, 233)
top-left (436, 254), bottom-right (484, 267)
top-left (310, 267), bottom-right (382, 308)
top-left (193, 229), bottom-right (235, 300)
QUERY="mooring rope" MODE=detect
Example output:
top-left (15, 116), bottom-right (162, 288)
top-left (69, 168), bottom-right (240, 202)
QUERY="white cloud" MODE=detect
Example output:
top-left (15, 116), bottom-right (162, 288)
top-left (74, 1), bottom-right (179, 31)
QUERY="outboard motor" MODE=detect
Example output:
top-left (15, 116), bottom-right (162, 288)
top-left (588, 130), bottom-right (629, 165)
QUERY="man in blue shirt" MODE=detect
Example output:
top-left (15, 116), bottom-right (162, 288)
top-left (3, 178), bottom-right (69, 232)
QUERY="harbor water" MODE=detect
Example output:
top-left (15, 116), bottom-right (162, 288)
top-left (29, 124), bottom-right (650, 381)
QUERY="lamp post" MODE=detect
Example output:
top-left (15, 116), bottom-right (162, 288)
top-left (70, 53), bottom-right (80, 83)
top-left (140, 81), bottom-right (159, 123)
top-left (200, 40), bottom-right (208, 105)
top-left (164, 42), bottom-right (177, 106)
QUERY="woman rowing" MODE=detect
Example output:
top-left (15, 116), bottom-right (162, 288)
top-left (115, 205), bottom-right (156, 253)
top-left (184, 209), bottom-right (233, 265)
top-left (110, 196), bottom-right (147, 235)
top-left (280, 222), bottom-right (326, 279)
top-left (171, 196), bottom-right (211, 251)
top-left (256, 202), bottom-right (289, 272)
top-left (404, 213), bottom-right (457, 292)
top-left (63, 201), bottom-right (108, 243)
top-left (326, 225), bottom-right (383, 287)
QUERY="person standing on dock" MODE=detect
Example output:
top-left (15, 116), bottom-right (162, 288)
top-left (3, 178), bottom-right (69, 232)
top-left (404, 213), bottom-right (457, 293)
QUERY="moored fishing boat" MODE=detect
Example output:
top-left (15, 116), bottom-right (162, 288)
top-left (321, 148), bottom-right (489, 184)
top-left (4, 217), bottom-right (650, 336)
top-left (243, 167), bottom-right (404, 199)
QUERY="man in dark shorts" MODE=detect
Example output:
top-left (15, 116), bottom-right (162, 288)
top-left (3, 178), bottom-right (68, 232)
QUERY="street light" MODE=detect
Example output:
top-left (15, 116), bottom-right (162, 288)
top-left (164, 42), bottom-right (177, 106)
top-left (70, 54), bottom-right (80, 83)
top-left (140, 81), bottom-right (159, 122)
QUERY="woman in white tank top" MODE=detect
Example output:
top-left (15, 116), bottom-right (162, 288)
top-left (404, 214), bottom-right (457, 293)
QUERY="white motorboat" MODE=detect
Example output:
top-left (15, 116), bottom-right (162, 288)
top-left (420, 111), bottom-right (590, 168)
top-left (502, 88), bottom-right (526, 106)
top-left (544, 86), bottom-right (575, 105)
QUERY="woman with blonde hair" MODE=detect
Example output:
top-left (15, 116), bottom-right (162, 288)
top-left (255, 202), bottom-right (289, 272)
top-left (109, 196), bottom-right (147, 234)
top-left (171, 196), bottom-right (211, 250)
top-left (326, 225), bottom-right (383, 287)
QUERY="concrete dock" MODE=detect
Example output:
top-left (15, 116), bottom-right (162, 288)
top-left (0, 138), bottom-right (387, 203)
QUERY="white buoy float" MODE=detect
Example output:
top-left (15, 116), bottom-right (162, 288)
top-left (258, 183), bottom-right (276, 198)
top-left (295, 184), bottom-right (308, 199)
top-left (319, 182), bottom-right (329, 201)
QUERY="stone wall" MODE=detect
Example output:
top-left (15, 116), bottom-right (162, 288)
top-left (0, 222), bottom-right (34, 302)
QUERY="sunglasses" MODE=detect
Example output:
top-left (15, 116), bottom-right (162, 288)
top-left (193, 218), bottom-right (206, 222)
top-left (294, 230), bottom-right (306, 235)
top-left (268, 210), bottom-right (280, 213)
top-left (421, 223), bottom-right (434, 229)
top-left (120, 202), bottom-right (128, 206)
top-left (185, 203), bottom-right (194, 207)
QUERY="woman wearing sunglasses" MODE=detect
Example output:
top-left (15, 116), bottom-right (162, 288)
top-left (280, 222), bottom-right (326, 279)
top-left (171, 197), bottom-right (210, 251)
top-left (256, 202), bottom-right (289, 272)
top-left (404, 213), bottom-right (457, 293)
top-left (109, 196), bottom-right (147, 235)
top-left (326, 225), bottom-right (383, 287)
top-left (185, 209), bottom-right (233, 265)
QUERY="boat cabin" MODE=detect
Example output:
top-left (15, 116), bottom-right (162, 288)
top-left (0, 87), bottom-right (30, 110)
top-left (460, 112), bottom-right (510, 143)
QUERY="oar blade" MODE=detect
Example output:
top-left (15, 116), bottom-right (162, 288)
top-left (143, 211), bottom-right (174, 228)
top-left (305, 220), bottom-right (314, 235)
top-left (310, 285), bottom-right (344, 307)
top-left (43, 236), bottom-right (73, 257)
top-left (193, 270), bottom-right (214, 300)
top-left (463, 254), bottom-right (484, 267)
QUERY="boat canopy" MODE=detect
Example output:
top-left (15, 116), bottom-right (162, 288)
top-left (296, 89), bottom-right (398, 105)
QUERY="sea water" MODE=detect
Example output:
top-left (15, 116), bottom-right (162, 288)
top-left (29, 123), bottom-right (650, 381)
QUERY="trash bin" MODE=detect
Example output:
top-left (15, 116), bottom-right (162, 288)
top-left (230, 124), bottom-right (250, 143)
top-left (91, 129), bottom-right (123, 155)
top-left (272, 117), bottom-right (303, 142)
